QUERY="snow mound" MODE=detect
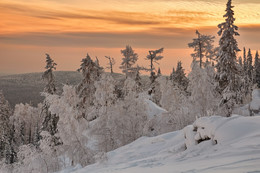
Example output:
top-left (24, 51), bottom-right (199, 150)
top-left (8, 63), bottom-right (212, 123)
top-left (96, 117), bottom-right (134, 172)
top-left (185, 115), bottom-right (260, 148)
top-left (60, 115), bottom-right (260, 173)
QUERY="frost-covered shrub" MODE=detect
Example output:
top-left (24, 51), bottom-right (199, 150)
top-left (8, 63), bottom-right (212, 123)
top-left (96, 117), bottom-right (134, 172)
top-left (10, 103), bottom-right (42, 146)
top-left (45, 85), bottom-right (95, 167)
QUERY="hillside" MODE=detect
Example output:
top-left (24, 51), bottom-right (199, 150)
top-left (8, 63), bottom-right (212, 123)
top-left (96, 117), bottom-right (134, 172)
top-left (0, 71), bottom-right (82, 107)
top-left (0, 71), bottom-right (145, 107)
top-left (60, 115), bottom-right (260, 173)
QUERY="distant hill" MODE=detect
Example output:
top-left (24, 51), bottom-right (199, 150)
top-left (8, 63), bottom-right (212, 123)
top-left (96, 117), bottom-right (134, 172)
top-left (0, 71), bottom-right (151, 108)
top-left (0, 71), bottom-right (83, 107)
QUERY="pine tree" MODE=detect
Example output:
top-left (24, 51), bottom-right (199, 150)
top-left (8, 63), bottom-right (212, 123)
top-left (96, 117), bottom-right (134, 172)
top-left (243, 47), bottom-right (247, 72)
top-left (0, 91), bottom-right (16, 164)
top-left (42, 54), bottom-right (57, 95)
top-left (188, 30), bottom-right (215, 68)
top-left (238, 56), bottom-right (243, 68)
top-left (120, 45), bottom-right (138, 77)
top-left (41, 54), bottom-right (59, 143)
top-left (247, 49), bottom-right (253, 82)
top-left (173, 61), bottom-right (189, 92)
top-left (133, 65), bottom-right (143, 92)
top-left (146, 48), bottom-right (164, 83)
top-left (215, 0), bottom-right (241, 116)
top-left (5, 122), bottom-right (16, 164)
top-left (77, 53), bottom-right (103, 106)
top-left (169, 67), bottom-right (176, 81)
top-left (240, 48), bottom-right (251, 101)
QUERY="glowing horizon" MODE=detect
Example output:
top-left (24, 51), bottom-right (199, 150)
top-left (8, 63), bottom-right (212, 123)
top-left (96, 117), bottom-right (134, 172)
top-left (0, 0), bottom-right (260, 74)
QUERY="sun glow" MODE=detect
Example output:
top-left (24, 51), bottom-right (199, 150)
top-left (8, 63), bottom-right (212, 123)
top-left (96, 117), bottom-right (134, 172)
top-left (0, 0), bottom-right (260, 74)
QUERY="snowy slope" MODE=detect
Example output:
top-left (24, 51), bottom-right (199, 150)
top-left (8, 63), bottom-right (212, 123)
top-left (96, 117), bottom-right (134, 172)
top-left (61, 115), bottom-right (260, 173)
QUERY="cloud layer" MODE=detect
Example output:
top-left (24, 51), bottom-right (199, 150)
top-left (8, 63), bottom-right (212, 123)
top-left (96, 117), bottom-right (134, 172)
top-left (0, 0), bottom-right (259, 73)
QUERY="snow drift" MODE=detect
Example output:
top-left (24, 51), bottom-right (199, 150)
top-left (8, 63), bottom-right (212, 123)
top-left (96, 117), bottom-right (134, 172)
top-left (61, 115), bottom-right (260, 173)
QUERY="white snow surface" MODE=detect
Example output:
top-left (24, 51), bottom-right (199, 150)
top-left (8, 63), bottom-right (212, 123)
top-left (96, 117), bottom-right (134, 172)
top-left (60, 115), bottom-right (260, 173)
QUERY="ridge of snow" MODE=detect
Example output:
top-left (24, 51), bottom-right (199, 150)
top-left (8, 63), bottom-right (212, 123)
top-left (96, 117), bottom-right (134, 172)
top-left (59, 115), bottom-right (260, 173)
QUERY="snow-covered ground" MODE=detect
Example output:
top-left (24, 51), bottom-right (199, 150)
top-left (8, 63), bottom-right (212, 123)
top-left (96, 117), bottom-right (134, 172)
top-left (59, 115), bottom-right (260, 173)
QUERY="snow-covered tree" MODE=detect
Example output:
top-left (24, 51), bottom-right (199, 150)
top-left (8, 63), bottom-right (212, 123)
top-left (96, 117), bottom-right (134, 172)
top-left (105, 56), bottom-right (115, 74)
top-left (169, 67), bottom-right (176, 81)
top-left (11, 104), bottom-right (42, 147)
top-left (188, 61), bottom-right (219, 117)
top-left (88, 73), bottom-right (118, 151)
top-left (159, 77), bottom-right (192, 130)
top-left (0, 91), bottom-right (16, 164)
top-left (172, 61), bottom-right (189, 92)
top-left (254, 51), bottom-right (260, 88)
top-left (94, 73), bottom-right (117, 108)
top-left (134, 65), bottom-right (142, 90)
top-left (215, 0), bottom-right (242, 116)
top-left (188, 30), bottom-right (216, 68)
top-left (243, 47), bottom-right (247, 72)
top-left (46, 85), bottom-right (94, 167)
top-left (247, 49), bottom-right (253, 82)
top-left (41, 54), bottom-right (59, 139)
top-left (116, 78), bottom-right (148, 145)
top-left (87, 73), bottom-right (117, 121)
top-left (120, 45), bottom-right (138, 77)
top-left (42, 54), bottom-right (57, 95)
top-left (238, 56), bottom-right (243, 68)
top-left (146, 48), bottom-right (164, 83)
top-left (77, 54), bottom-right (103, 107)
top-left (91, 77), bottom-right (147, 152)
top-left (238, 48), bottom-right (251, 103)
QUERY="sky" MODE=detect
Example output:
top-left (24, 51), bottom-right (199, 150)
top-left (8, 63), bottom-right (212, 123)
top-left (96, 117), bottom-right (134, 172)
top-left (0, 0), bottom-right (260, 75)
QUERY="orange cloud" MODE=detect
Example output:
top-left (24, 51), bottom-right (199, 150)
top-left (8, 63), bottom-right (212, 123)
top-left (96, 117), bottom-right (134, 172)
top-left (0, 0), bottom-right (259, 74)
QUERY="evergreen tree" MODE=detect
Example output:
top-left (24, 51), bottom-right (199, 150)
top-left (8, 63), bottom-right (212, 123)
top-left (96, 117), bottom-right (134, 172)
top-left (238, 56), bottom-right (243, 68)
top-left (42, 54), bottom-right (57, 95)
top-left (215, 0), bottom-right (241, 116)
top-left (254, 51), bottom-right (260, 88)
top-left (133, 65), bottom-right (143, 92)
top-left (146, 48), bottom-right (164, 83)
top-left (120, 45), bottom-right (138, 77)
top-left (173, 61), bottom-right (189, 92)
top-left (41, 54), bottom-right (59, 143)
top-left (169, 67), bottom-right (176, 81)
top-left (240, 48), bottom-right (251, 101)
top-left (247, 48), bottom-right (253, 82)
top-left (77, 53), bottom-right (103, 107)
top-left (0, 91), bottom-right (16, 163)
top-left (188, 30), bottom-right (215, 68)
top-left (243, 47), bottom-right (247, 72)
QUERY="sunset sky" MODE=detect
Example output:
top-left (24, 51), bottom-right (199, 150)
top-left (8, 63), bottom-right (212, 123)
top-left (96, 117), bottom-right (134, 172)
top-left (0, 0), bottom-right (260, 75)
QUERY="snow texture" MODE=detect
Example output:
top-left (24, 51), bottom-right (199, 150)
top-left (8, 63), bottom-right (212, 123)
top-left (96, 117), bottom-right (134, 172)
top-left (59, 115), bottom-right (260, 173)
